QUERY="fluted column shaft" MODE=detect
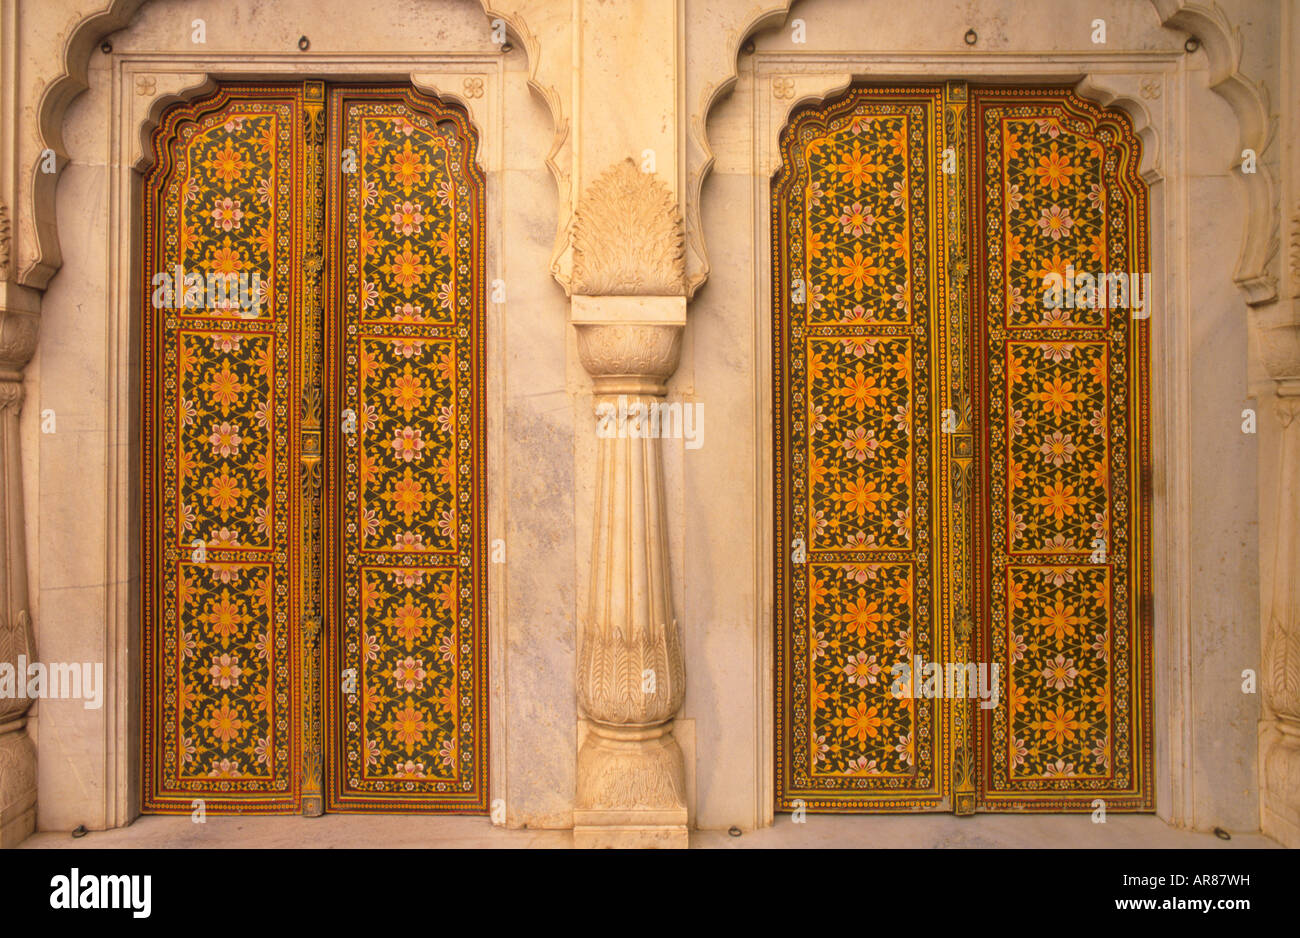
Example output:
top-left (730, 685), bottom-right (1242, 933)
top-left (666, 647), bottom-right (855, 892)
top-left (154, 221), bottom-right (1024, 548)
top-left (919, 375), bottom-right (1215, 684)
top-left (1261, 385), bottom-right (1300, 846)
top-left (0, 284), bottom-right (39, 847)
top-left (572, 300), bottom-right (688, 848)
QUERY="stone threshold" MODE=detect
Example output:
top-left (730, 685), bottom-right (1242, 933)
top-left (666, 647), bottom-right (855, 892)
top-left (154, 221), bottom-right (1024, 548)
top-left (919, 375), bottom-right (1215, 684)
top-left (18, 813), bottom-right (1280, 849)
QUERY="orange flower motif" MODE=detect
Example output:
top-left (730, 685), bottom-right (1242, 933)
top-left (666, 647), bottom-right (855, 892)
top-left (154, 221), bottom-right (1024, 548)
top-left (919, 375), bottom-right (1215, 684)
top-left (383, 363), bottom-right (432, 420)
top-left (834, 468), bottom-right (885, 520)
top-left (1031, 480), bottom-right (1079, 523)
top-left (1033, 142), bottom-right (1077, 192)
top-left (835, 362), bottom-right (886, 417)
top-left (384, 244), bottom-right (430, 294)
top-left (384, 139), bottom-right (432, 194)
top-left (1031, 593), bottom-right (1086, 644)
top-left (208, 238), bottom-right (244, 276)
top-left (1033, 377), bottom-right (1079, 417)
top-left (388, 598), bottom-right (430, 650)
top-left (837, 699), bottom-right (890, 743)
top-left (832, 140), bottom-right (883, 189)
top-left (206, 696), bottom-right (245, 746)
top-left (837, 591), bottom-right (884, 640)
top-left (386, 703), bottom-right (431, 755)
top-left (1037, 702), bottom-right (1083, 750)
top-left (202, 590), bottom-right (249, 642)
top-left (382, 467), bottom-right (434, 526)
top-left (201, 465), bottom-right (250, 519)
top-left (204, 140), bottom-right (252, 185)
top-left (833, 246), bottom-right (883, 297)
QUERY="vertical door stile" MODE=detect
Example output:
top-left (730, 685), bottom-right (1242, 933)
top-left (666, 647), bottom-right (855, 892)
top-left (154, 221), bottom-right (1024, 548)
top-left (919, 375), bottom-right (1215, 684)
top-left (942, 80), bottom-right (978, 816)
top-left (299, 80), bottom-right (327, 817)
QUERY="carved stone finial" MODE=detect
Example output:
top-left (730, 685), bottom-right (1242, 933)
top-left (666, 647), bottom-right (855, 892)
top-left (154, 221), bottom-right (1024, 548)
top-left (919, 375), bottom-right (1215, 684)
top-left (572, 159), bottom-right (685, 297)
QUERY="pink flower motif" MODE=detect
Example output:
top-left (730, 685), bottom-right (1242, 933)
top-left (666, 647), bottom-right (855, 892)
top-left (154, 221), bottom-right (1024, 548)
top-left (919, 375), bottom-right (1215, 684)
top-left (391, 338), bottom-right (425, 359)
top-left (437, 509), bottom-right (456, 540)
top-left (1041, 654), bottom-right (1079, 691)
top-left (389, 200), bottom-right (426, 236)
top-left (1037, 203), bottom-right (1074, 241)
top-left (392, 426), bottom-right (426, 462)
top-left (1038, 430), bottom-right (1077, 467)
top-left (361, 280), bottom-right (379, 309)
top-left (209, 653), bottom-right (243, 689)
top-left (841, 426), bottom-right (880, 462)
top-left (843, 652), bottom-right (882, 688)
top-left (208, 421), bottom-right (242, 457)
top-left (210, 197), bottom-right (244, 231)
top-left (392, 656), bottom-right (428, 692)
top-left (837, 201), bottom-right (876, 238)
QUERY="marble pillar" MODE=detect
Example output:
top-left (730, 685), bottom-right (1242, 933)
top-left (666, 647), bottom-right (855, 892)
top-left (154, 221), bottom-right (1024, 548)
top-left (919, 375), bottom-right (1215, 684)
top-left (0, 279), bottom-right (39, 847)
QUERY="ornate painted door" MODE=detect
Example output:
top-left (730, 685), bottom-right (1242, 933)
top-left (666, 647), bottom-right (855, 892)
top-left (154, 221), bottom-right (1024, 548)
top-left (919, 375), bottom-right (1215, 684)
top-left (773, 83), bottom-right (1152, 813)
top-left (141, 82), bottom-right (488, 815)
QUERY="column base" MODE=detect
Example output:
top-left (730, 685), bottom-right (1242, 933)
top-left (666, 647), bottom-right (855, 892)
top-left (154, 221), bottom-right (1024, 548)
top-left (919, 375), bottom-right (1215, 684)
top-left (1261, 721), bottom-right (1300, 848)
top-left (575, 721), bottom-right (688, 849)
top-left (573, 808), bottom-right (689, 848)
top-left (0, 727), bottom-right (36, 848)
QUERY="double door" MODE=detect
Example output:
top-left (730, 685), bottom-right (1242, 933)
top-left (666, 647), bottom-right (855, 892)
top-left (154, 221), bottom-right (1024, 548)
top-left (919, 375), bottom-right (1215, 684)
top-left (774, 83), bottom-right (1153, 812)
top-left (141, 82), bottom-right (487, 814)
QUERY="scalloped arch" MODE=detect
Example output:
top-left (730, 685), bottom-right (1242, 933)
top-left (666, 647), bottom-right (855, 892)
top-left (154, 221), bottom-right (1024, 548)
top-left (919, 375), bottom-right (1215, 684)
top-left (21, 0), bottom-right (569, 291)
top-left (690, 0), bottom-right (1278, 308)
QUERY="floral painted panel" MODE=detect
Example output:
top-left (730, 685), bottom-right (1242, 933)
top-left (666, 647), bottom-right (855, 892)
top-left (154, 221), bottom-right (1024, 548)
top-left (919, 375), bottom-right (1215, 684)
top-left (142, 88), bottom-right (304, 812)
top-left (326, 87), bottom-right (487, 813)
top-left (972, 88), bottom-right (1152, 810)
top-left (775, 87), bottom-right (951, 811)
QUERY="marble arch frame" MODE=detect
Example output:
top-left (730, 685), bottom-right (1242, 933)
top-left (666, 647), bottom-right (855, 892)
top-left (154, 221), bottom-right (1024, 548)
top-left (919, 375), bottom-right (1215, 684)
top-left (746, 58), bottom-right (1185, 827)
top-left (15, 0), bottom-right (543, 828)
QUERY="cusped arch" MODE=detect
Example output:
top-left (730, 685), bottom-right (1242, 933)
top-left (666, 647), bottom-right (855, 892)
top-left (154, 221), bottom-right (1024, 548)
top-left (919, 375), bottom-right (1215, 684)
top-left (21, 0), bottom-right (569, 291)
top-left (691, 0), bottom-right (1279, 310)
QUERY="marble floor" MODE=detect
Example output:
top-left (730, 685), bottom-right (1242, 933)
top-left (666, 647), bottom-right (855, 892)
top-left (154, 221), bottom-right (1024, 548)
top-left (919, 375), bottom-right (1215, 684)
top-left (19, 813), bottom-right (1280, 849)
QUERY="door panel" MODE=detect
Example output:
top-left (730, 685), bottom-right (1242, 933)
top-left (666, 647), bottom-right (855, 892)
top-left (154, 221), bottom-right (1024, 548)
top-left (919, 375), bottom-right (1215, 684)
top-left (142, 86), bottom-right (306, 812)
top-left (968, 89), bottom-right (1153, 810)
top-left (323, 87), bottom-right (489, 812)
top-left (774, 86), bottom-right (954, 811)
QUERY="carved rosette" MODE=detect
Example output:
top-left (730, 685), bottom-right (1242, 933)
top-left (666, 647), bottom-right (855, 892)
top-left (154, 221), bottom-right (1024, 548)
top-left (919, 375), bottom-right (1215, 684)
top-left (571, 161), bottom-right (689, 846)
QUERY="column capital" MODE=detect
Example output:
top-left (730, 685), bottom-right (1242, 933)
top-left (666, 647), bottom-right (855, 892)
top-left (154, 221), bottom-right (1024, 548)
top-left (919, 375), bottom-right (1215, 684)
top-left (0, 281), bottom-right (41, 379)
top-left (572, 296), bottom-right (686, 397)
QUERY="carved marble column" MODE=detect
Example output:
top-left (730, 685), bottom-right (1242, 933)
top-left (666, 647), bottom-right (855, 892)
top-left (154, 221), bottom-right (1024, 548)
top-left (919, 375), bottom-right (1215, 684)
top-left (1258, 0), bottom-right (1300, 849)
top-left (570, 161), bottom-right (689, 847)
top-left (1260, 379), bottom-right (1300, 847)
top-left (0, 278), bottom-right (39, 847)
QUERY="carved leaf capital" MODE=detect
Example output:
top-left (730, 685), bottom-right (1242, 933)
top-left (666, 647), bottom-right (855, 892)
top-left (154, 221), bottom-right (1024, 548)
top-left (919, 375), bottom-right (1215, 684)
top-left (573, 159), bottom-right (685, 297)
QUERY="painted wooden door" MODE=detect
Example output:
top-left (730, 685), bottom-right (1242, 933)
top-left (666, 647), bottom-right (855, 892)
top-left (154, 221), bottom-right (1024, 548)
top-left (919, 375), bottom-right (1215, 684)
top-left (773, 83), bottom-right (1152, 813)
top-left (141, 82), bottom-right (487, 815)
